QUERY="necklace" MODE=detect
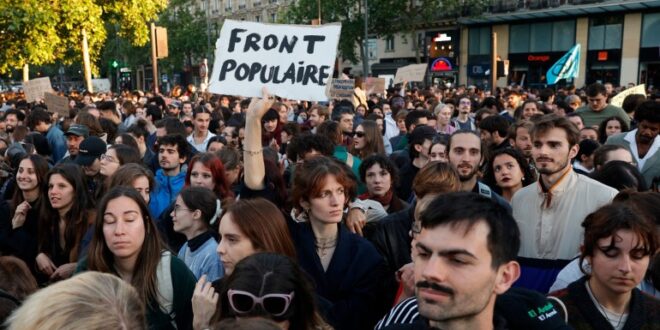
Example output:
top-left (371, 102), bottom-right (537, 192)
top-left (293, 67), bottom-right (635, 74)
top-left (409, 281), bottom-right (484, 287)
top-left (315, 236), bottom-right (337, 257)
top-left (586, 280), bottom-right (626, 329)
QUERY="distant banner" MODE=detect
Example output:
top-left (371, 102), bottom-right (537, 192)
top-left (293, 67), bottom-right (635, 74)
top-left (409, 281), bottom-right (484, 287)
top-left (393, 64), bottom-right (427, 84)
top-left (23, 77), bottom-right (53, 103)
top-left (610, 84), bottom-right (645, 108)
top-left (92, 78), bottom-right (111, 92)
top-left (326, 79), bottom-right (354, 101)
top-left (365, 77), bottom-right (386, 95)
top-left (208, 20), bottom-right (341, 101)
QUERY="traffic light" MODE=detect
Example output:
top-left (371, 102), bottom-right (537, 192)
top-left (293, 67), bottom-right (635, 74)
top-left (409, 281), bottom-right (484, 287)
top-left (111, 60), bottom-right (118, 68)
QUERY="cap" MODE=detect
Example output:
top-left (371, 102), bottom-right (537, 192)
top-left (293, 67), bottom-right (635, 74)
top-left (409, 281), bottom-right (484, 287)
top-left (64, 124), bottom-right (90, 138)
top-left (75, 136), bottom-right (107, 166)
top-left (408, 125), bottom-right (437, 146)
top-left (495, 287), bottom-right (571, 330)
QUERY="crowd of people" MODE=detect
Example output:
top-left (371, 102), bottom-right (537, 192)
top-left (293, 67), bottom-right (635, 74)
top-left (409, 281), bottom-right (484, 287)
top-left (0, 79), bottom-right (658, 330)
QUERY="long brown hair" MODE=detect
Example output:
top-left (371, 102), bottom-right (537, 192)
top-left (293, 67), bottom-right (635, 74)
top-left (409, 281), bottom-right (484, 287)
top-left (10, 154), bottom-right (49, 218)
top-left (38, 163), bottom-right (91, 263)
top-left (223, 198), bottom-right (296, 259)
top-left (87, 186), bottom-right (163, 305)
top-left (351, 120), bottom-right (385, 159)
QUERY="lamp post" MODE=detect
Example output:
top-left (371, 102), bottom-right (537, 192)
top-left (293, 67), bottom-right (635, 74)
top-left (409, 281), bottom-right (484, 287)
top-left (362, 0), bottom-right (369, 77)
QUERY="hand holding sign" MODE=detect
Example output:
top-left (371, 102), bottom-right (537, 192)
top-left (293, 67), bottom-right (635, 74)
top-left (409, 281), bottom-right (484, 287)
top-left (208, 20), bottom-right (341, 101)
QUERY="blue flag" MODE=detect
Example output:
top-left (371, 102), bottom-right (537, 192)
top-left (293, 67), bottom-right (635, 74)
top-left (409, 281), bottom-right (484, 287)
top-left (546, 44), bottom-right (580, 85)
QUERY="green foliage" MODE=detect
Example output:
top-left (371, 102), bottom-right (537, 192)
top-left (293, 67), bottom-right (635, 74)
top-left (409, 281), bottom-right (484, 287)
top-left (0, 0), bottom-right (167, 74)
top-left (157, 0), bottom-right (210, 73)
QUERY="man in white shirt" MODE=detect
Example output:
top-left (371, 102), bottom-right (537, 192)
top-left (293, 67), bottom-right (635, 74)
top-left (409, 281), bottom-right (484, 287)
top-left (187, 107), bottom-right (216, 152)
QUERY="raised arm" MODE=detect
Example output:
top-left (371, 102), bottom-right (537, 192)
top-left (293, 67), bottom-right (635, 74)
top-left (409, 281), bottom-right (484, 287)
top-left (243, 87), bottom-right (275, 190)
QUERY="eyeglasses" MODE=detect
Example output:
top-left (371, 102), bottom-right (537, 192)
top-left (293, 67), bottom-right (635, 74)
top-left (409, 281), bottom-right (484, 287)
top-left (173, 205), bottom-right (193, 215)
top-left (353, 131), bottom-right (365, 138)
top-left (227, 289), bottom-right (295, 317)
top-left (100, 154), bottom-right (118, 163)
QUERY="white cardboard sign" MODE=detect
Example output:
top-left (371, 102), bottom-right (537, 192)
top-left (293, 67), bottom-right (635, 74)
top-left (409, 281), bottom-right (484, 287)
top-left (393, 64), bottom-right (428, 84)
top-left (92, 78), bottom-right (111, 93)
top-left (208, 20), bottom-right (341, 101)
top-left (22, 77), bottom-right (53, 102)
top-left (610, 84), bottom-right (645, 108)
top-left (327, 79), bottom-right (355, 101)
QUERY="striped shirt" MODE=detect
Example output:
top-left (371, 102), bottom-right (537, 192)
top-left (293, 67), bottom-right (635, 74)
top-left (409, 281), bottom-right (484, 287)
top-left (374, 297), bottom-right (419, 329)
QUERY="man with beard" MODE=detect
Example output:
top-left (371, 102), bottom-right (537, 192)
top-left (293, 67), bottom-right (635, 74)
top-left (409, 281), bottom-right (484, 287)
top-left (512, 114), bottom-right (616, 293)
top-left (149, 134), bottom-right (189, 219)
top-left (508, 120), bottom-right (534, 165)
top-left (500, 90), bottom-right (522, 123)
top-left (450, 97), bottom-right (476, 131)
top-left (2, 109), bottom-right (24, 136)
top-left (478, 115), bottom-right (511, 153)
top-left (447, 130), bottom-right (510, 213)
top-left (606, 101), bottom-right (660, 188)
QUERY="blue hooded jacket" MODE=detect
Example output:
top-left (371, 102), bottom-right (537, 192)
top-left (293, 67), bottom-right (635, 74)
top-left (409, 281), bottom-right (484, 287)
top-left (149, 169), bottom-right (186, 219)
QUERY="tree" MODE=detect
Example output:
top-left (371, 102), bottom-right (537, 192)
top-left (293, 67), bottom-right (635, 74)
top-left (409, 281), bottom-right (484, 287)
top-left (158, 0), bottom-right (210, 74)
top-left (0, 0), bottom-right (167, 77)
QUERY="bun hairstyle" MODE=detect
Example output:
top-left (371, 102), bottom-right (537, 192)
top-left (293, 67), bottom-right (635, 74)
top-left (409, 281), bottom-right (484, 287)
top-left (178, 186), bottom-right (222, 228)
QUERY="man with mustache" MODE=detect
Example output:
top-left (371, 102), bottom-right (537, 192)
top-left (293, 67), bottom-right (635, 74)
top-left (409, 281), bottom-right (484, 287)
top-left (605, 101), bottom-right (660, 189)
top-left (512, 115), bottom-right (617, 293)
top-left (446, 130), bottom-right (510, 213)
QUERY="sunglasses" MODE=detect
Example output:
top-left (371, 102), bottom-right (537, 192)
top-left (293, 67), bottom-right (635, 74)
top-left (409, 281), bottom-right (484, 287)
top-left (227, 289), bottom-right (295, 317)
top-left (353, 131), bottom-right (365, 138)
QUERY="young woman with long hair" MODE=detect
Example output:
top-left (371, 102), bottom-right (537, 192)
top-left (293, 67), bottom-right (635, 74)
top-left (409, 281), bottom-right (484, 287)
top-left (81, 186), bottom-right (197, 329)
top-left (36, 163), bottom-right (93, 283)
top-left (351, 120), bottom-right (385, 159)
top-left (108, 163), bottom-right (155, 204)
top-left (0, 155), bottom-right (49, 277)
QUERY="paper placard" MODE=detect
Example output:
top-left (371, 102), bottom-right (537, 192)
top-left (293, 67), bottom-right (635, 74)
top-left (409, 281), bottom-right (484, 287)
top-left (327, 79), bottom-right (354, 101)
top-left (365, 77), bottom-right (386, 95)
top-left (23, 77), bottom-right (53, 102)
top-left (610, 84), bottom-right (645, 108)
top-left (92, 79), bottom-right (111, 93)
top-left (393, 64), bottom-right (428, 84)
top-left (208, 20), bottom-right (342, 101)
top-left (44, 93), bottom-right (70, 117)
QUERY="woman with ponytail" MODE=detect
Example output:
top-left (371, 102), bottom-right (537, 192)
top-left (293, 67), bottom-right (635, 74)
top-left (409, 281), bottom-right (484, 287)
top-left (171, 186), bottom-right (224, 282)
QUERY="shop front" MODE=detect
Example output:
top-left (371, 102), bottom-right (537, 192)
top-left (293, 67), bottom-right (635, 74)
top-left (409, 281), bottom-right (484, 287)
top-left (585, 49), bottom-right (622, 85)
top-left (507, 52), bottom-right (566, 88)
top-left (425, 30), bottom-right (460, 87)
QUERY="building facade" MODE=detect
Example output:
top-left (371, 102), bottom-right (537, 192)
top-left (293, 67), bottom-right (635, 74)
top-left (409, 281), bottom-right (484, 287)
top-left (198, 0), bottom-right (293, 25)
top-left (459, 0), bottom-right (660, 88)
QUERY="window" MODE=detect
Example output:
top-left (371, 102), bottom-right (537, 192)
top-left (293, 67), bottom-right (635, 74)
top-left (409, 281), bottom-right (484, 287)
top-left (385, 36), bottom-right (395, 52)
top-left (588, 17), bottom-right (623, 50)
top-left (225, 0), bottom-right (232, 10)
top-left (509, 20), bottom-right (575, 53)
top-left (255, 15), bottom-right (261, 22)
top-left (468, 26), bottom-right (491, 55)
top-left (270, 13), bottom-right (277, 22)
top-left (641, 13), bottom-right (660, 48)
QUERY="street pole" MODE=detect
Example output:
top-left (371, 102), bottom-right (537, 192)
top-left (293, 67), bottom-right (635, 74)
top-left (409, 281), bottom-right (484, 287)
top-left (22, 64), bottom-right (29, 82)
top-left (82, 28), bottom-right (93, 93)
top-left (362, 0), bottom-right (369, 78)
top-left (318, 0), bottom-right (322, 24)
top-left (206, 0), bottom-right (212, 63)
top-left (150, 23), bottom-right (159, 94)
top-left (491, 32), bottom-right (497, 95)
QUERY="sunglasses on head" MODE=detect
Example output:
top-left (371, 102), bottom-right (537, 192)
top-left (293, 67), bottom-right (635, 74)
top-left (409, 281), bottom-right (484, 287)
top-left (227, 289), bottom-right (295, 317)
top-left (353, 131), bottom-right (365, 138)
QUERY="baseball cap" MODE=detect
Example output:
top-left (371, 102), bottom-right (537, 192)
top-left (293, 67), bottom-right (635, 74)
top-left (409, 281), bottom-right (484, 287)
top-left (64, 124), bottom-right (90, 138)
top-left (495, 287), bottom-right (571, 330)
top-left (75, 136), bottom-right (107, 167)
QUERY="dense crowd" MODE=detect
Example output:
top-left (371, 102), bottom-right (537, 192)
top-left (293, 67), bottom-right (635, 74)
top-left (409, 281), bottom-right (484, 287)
top-left (0, 80), bottom-right (658, 330)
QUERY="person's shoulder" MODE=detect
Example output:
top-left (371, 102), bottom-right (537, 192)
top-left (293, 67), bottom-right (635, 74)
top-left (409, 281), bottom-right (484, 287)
top-left (575, 106), bottom-right (590, 114)
top-left (605, 131), bottom-right (628, 145)
top-left (575, 173), bottom-right (617, 196)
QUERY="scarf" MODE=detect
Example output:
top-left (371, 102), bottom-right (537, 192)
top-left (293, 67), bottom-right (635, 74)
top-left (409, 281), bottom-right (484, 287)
top-left (359, 189), bottom-right (394, 208)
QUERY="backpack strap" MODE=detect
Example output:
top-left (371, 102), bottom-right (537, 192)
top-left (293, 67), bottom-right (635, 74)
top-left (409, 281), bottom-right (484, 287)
top-left (156, 250), bottom-right (177, 328)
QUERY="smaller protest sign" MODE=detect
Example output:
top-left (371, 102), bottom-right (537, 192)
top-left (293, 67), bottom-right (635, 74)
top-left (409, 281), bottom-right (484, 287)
top-left (365, 77), bottom-right (386, 95)
top-left (92, 79), bottom-right (111, 93)
top-left (610, 84), bottom-right (645, 108)
top-left (393, 64), bottom-right (427, 84)
top-left (44, 93), bottom-right (70, 117)
top-left (327, 79), bottom-right (354, 101)
top-left (23, 77), bottom-right (53, 102)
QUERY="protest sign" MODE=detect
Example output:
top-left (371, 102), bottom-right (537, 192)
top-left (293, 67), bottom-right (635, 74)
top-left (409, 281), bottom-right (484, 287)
top-left (610, 84), bottom-right (645, 108)
top-left (23, 77), bottom-right (53, 102)
top-left (393, 64), bottom-right (427, 84)
top-left (208, 20), bottom-right (341, 101)
top-left (365, 77), bottom-right (386, 95)
top-left (44, 93), bottom-right (70, 117)
top-left (327, 79), bottom-right (354, 101)
top-left (92, 79), bottom-right (111, 92)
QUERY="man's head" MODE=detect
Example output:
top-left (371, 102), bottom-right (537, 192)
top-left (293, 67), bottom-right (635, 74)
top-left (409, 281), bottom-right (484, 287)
top-left (261, 109), bottom-right (280, 133)
top-left (286, 132), bottom-right (334, 163)
top-left (409, 126), bottom-right (437, 162)
top-left (182, 102), bottom-right (193, 115)
top-left (505, 91), bottom-right (521, 110)
top-left (308, 105), bottom-right (329, 128)
top-left (478, 115), bottom-right (510, 148)
top-left (457, 97), bottom-right (472, 115)
top-left (448, 131), bottom-right (483, 182)
top-left (75, 136), bottom-right (107, 177)
top-left (585, 83), bottom-right (609, 112)
top-left (566, 112), bottom-right (584, 130)
top-left (3, 109), bottom-right (24, 133)
top-left (64, 124), bottom-right (90, 156)
top-left (508, 120), bottom-right (534, 158)
top-left (604, 82), bottom-right (614, 96)
top-left (575, 139), bottom-right (600, 171)
top-left (405, 110), bottom-right (430, 133)
top-left (579, 127), bottom-right (599, 142)
top-left (26, 108), bottom-right (52, 133)
top-left (97, 101), bottom-right (118, 120)
top-left (633, 101), bottom-right (660, 145)
top-left (530, 115), bottom-right (580, 177)
top-left (157, 134), bottom-right (189, 174)
top-left (192, 107), bottom-right (212, 135)
top-left (593, 145), bottom-right (634, 170)
top-left (413, 192), bottom-right (520, 326)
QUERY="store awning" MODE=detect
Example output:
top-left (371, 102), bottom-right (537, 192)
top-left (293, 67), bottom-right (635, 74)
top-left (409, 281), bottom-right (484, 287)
top-left (458, 0), bottom-right (660, 25)
top-left (371, 61), bottom-right (417, 76)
